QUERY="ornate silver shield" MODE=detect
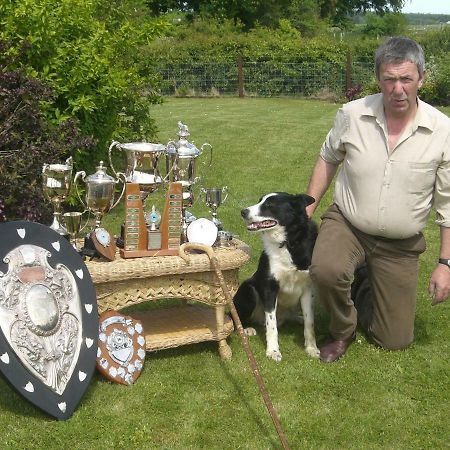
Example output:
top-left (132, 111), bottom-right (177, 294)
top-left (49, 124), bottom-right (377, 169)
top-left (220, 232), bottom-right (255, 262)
top-left (0, 221), bottom-right (98, 420)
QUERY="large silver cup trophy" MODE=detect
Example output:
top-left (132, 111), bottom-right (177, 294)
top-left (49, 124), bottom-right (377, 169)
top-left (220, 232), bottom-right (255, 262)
top-left (73, 161), bottom-right (126, 229)
top-left (108, 141), bottom-right (167, 200)
top-left (200, 186), bottom-right (228, 231)
top-left (166, 122), bottom-right (213, 237)
top-left (42, 157), bottom-right (73, 235)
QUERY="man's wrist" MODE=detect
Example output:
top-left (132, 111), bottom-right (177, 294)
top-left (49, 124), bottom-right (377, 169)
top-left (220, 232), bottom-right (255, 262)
top-left (438, 258), bottom-right (450, 268)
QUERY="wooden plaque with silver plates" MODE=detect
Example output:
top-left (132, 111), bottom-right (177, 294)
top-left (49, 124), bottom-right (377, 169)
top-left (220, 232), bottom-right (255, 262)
top-left (96, 310), bottom-right (146, 385)
top-left (121, 182), bottom-right (183, 258)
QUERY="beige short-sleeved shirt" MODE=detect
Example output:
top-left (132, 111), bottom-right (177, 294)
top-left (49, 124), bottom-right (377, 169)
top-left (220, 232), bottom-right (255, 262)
top-left (320, 93), bottom-right (450, 239)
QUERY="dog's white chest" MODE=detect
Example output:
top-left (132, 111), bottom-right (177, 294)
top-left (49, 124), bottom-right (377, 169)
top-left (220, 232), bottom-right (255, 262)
top-left (267, 246), bottom-right (311, 295)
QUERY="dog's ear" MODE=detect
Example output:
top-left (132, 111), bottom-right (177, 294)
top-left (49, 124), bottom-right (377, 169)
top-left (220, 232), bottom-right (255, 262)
top-left (303, 194), bottom-right (315, 206)
top-left (294, 194), bottom-right (315, 207)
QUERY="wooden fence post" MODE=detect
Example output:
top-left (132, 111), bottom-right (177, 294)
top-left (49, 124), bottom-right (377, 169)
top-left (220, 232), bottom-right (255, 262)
top-left (237, 56), bottom-right (245, 98)
top-left (345, 51), bottom-right (352, 92)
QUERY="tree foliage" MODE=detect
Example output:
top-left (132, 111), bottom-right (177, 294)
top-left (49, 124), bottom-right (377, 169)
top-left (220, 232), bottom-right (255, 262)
top-left (0, 42), bottom-right (94, 222)
top-left (0, 0), bottom-right (170, 169)
top-left (146, 0), bottom-right (406, 30)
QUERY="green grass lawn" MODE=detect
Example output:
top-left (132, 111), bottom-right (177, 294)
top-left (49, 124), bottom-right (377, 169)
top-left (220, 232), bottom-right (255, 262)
top-left (2, 98), bottom-right (450, 449)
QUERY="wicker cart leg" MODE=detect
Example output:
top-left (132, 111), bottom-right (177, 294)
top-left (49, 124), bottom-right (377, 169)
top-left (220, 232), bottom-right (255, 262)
top-left (215, 304), bottom-right (232, 360)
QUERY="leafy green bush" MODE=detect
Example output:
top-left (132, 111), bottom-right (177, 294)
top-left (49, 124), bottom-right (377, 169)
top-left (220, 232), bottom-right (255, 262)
top-left (0, 0), bottom-right (170, 171)
top-left (0, 41), bottom-right (94, 222)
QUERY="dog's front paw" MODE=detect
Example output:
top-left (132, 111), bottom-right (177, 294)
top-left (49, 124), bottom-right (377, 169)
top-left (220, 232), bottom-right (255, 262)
top-left (244, 327), bottom-right (257, 336)
top-left (305, 345), bottom-right (320, 359)
top-left (266, 349), bottom-right (282, 362)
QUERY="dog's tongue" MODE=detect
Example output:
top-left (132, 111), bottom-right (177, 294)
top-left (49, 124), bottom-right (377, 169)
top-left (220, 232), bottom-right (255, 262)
top-left (247, 220), bottom-right (277, 231)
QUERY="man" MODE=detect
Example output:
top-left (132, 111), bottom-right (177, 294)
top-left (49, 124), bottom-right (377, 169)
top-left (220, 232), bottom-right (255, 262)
top-left (306, 36), bottom-right (450, 363)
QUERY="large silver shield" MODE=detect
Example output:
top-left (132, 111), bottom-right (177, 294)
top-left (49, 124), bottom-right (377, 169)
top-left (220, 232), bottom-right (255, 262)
top-left (0, 221), bottom-right (98, 420)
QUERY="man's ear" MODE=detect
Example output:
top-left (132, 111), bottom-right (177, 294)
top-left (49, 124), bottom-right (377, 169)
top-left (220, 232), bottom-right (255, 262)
top-left (418, 70), bottom-right (426, 89)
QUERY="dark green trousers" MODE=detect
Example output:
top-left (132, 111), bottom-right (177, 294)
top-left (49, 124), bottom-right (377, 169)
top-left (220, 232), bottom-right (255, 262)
top-left (310, 204), bottom-right (426, 350)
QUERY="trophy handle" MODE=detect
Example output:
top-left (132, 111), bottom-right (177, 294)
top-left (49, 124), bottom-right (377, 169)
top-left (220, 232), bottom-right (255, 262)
top-left (222, 186), bottom-right (228, 203)
top-left (108, 141), bottom-right (121, 178)
top-left (73, 171), bottom-right (87, 209)
top-left (111, 172), bottom-right (127, 210)
top-left (200, 142), bottom-right (213, 167)
top-left (199, 187), bottom-right (206, 201)
top-left (162, 140), bottom-right (177, 183)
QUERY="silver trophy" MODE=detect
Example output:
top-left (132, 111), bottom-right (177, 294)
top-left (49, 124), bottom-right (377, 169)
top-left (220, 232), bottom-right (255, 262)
top-left (108, 141), bottom-right (167, 200)
top-left (74, 161), bottom-right (126, 229)
top-left (200, 186), bottom-right (228, 231)
top-left (166, 122), bottom-right (213, 235)
top-left (42, 157), bottom-right (73, 235)
top-left (63, 211), bottom-right (86, 250)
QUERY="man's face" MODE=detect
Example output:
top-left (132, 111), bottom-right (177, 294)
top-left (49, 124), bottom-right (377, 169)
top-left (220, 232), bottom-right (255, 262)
top-left (377, 61), bottom-right (424, 119)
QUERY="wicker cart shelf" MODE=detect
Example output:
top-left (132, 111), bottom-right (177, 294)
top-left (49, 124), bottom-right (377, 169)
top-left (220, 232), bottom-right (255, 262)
top-left (85, 239), bottom-right (250, 359)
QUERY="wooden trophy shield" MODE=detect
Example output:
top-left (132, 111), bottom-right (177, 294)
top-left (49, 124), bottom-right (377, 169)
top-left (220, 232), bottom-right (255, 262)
top-left (96, 310), bottom-right (146, 385)
top-left (91, 227), bottom-right (116, 261)
top-left (121, 182), bottom-right (183, 258)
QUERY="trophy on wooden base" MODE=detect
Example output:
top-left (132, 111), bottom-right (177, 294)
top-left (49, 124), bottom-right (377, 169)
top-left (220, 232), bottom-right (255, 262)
top-left (121, 181), bottom-right (183, 258)
top-left (74, 161), bottom-right (126, 260)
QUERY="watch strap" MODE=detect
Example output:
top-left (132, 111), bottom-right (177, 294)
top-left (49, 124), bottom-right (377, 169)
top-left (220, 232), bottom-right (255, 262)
top-left (438, 258), bottom-right (450, 267)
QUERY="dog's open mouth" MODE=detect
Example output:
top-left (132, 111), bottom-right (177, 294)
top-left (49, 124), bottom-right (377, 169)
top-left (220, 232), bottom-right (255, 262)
top-left (246, 220), bottom-right (278, 231)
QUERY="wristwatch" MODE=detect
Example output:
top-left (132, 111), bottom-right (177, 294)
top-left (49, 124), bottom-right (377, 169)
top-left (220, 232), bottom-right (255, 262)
top-left (438, 258), bottom-right (450, 267)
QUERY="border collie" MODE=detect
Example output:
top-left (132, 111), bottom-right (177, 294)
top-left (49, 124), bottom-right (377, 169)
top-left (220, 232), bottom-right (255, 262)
top-left (233, 192), bottom-right (319, 361)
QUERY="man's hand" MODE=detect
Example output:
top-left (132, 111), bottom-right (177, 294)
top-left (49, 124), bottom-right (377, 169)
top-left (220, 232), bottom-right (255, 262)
top-left (428, 264), bottom-right (450, 305)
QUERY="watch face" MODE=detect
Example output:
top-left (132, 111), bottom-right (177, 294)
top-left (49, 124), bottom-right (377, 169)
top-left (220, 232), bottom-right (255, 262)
top-left (94, 228), bottom-right (111, 247)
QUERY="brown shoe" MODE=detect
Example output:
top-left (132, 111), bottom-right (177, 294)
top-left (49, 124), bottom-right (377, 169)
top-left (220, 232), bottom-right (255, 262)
top-left (320, 334), bottom-right (356, 363)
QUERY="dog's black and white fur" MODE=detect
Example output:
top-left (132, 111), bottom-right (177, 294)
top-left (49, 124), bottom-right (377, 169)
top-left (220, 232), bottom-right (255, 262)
top-left (233, 192), bottom-right (319, 361)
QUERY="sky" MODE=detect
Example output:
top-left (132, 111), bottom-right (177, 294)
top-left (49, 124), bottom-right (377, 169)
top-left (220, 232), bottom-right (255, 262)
top-left (401, 0), bottom-right (450, 15)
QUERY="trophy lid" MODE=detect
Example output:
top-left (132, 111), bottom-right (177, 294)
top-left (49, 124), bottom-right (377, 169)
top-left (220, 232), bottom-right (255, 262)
top-left (172, 122), bottom-right (200, 157)
top-left (85, 161), bottom-right (116, 185)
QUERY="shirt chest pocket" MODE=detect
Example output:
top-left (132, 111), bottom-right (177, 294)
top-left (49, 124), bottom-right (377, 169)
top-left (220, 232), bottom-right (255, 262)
top-left (407, 162), bottom-right (438, 195)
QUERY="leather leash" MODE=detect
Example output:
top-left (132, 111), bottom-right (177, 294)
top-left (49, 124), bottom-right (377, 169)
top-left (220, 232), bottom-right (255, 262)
top-left (179, 242), bottom-right (290, 450)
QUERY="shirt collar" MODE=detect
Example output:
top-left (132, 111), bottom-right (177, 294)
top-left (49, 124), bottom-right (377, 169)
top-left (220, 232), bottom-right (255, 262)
top-left (360, 93), bottom-right (434, 132)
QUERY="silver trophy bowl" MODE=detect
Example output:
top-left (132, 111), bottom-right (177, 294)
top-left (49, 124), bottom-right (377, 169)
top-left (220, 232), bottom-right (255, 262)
top-left (108, 141), bottom-right (167, 200)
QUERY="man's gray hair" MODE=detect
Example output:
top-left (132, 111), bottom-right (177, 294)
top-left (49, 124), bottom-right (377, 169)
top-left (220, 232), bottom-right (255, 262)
top-left (375, 36), bottom-right (425, 79)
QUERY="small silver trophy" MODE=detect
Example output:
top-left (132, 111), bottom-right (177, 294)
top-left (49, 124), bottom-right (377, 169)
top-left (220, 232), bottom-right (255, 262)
top-left (63, 211), bottom-right (85, 250)
top-left (73, 161), bottom-right (126, 229)
top-left (42, 157), bottom-right (73, 236)
top-left (200, 186), bottom-right (228, 231)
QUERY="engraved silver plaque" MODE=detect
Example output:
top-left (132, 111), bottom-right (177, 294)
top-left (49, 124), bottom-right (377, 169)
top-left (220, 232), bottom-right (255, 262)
top-left (0, 221), bottom-right (98, 420)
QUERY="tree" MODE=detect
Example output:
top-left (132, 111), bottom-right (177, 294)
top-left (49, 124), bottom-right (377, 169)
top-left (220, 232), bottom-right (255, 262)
top-left (0, 0), bottom-right (170, 169)
top-left (147, 0), bottom-right (292, 29)
top-left (319, 0), bottom-right (405, 28)
top-left (0, 41), bottom-right (94, 222)
top-left (363, 11), bottom-right (407, 37)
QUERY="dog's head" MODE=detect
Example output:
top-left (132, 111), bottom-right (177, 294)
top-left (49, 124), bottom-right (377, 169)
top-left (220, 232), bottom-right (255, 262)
top-left (240, 192), bottom-right (315, 233)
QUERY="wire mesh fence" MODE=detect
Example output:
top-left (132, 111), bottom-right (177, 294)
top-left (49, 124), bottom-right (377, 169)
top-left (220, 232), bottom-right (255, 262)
top-left (155, 59), bottom-right (374, 97)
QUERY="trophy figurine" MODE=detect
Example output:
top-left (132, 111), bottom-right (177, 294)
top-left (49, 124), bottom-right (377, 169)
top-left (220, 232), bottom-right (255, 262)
top-left (200, 186), bottom-right (228, 231)
top-left (42, 157), bottom-right (73, 236)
